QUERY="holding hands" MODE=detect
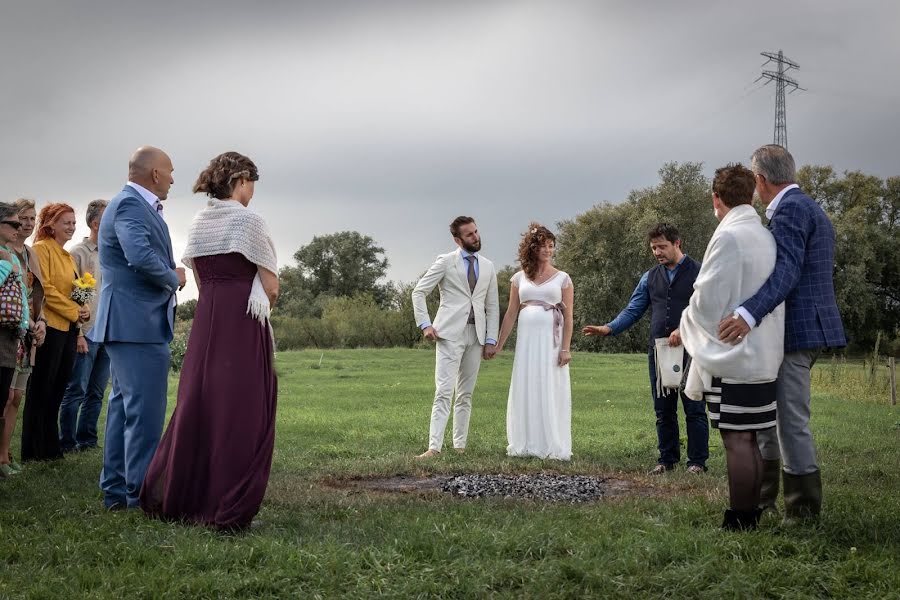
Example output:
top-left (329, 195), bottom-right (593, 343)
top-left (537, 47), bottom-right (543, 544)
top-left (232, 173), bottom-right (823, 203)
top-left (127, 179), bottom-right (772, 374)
top-left (175, 267), bottom-right (187, 290)
top-left (483, 343), bottom-right (498, 360)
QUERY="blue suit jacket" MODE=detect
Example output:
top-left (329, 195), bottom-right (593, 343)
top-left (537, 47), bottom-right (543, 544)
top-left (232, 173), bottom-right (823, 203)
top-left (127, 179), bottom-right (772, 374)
top-left (742, 187), bottom-right (847, 353)
top-left (89, 185), bottom-right (179, 344)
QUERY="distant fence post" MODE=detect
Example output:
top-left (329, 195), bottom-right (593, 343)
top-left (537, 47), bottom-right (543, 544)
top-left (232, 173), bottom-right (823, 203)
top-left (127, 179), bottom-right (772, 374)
top-left (890, 357), bottom-right (897, 406)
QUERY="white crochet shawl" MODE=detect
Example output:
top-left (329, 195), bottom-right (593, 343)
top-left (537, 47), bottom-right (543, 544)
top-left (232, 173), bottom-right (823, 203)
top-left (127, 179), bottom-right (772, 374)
top-left (182, 199), bottom-right (278, 324)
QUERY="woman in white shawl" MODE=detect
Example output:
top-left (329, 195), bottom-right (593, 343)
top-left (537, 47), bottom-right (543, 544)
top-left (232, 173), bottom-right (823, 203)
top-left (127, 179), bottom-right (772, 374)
top-left (140, 152), bottom-right (279, 531)
top-left (680, 163), bottom-right (784, 531)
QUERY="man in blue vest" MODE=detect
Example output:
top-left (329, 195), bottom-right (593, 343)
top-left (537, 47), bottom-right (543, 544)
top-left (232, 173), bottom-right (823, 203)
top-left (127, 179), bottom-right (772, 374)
top-left (584, 223), bottom-right (709, 474)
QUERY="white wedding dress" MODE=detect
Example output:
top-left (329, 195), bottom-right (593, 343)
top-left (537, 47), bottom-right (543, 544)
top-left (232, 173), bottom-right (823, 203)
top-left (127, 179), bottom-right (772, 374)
top-left (506, 270), bottom-right (572, 460)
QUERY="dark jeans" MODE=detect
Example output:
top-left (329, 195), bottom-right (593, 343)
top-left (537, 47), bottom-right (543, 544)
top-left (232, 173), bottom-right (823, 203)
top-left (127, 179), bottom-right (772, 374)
top-left (59, 338), bottom-right (111, 450)
top-left (648, 350), bottom-right (709, 468)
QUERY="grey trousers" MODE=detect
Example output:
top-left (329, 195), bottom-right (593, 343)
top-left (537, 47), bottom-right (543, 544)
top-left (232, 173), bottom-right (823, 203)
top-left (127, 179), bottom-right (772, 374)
top-left (758, 349), bottom-right (820, 475)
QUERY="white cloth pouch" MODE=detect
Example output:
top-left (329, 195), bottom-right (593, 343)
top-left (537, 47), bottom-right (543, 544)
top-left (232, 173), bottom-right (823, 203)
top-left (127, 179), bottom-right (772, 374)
top-left (653, 337), bottom-right (685, 397)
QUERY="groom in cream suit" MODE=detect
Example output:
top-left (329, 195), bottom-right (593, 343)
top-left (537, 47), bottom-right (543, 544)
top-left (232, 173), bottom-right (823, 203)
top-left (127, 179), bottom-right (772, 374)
top-left (412, 216), bottom-right (499, 458)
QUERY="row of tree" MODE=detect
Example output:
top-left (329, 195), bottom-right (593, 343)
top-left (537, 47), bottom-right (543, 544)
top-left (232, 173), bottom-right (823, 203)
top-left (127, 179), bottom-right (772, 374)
top-left (177, 163), bottom-right (899, 355)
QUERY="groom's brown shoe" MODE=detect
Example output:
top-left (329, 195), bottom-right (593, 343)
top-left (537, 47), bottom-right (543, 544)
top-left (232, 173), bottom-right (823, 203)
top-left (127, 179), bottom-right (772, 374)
top-left (453, 448), bottom-right (465, 455)
top-left (416, 449), bottom-right (441, 459)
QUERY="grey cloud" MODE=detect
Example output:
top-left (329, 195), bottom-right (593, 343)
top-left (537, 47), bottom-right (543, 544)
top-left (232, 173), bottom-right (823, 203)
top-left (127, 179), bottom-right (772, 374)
top-left (2, 0), bottom-right (898, 297)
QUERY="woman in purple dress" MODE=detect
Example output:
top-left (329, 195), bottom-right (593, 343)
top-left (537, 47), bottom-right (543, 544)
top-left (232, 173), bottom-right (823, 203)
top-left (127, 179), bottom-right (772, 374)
top-left (140, 152), bottom-right (279, 530)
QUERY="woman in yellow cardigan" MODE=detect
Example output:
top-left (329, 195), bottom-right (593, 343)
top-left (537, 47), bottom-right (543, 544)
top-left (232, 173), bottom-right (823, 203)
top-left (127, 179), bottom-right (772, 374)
top-left (20, 203), bottom-right (89, 462)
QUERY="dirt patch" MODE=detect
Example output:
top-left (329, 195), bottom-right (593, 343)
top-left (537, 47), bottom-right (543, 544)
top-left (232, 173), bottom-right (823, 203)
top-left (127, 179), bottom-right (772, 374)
top-left (330, 475), bottom-right (453, 493)
top-left (326, 473), bottom-right (658, 503)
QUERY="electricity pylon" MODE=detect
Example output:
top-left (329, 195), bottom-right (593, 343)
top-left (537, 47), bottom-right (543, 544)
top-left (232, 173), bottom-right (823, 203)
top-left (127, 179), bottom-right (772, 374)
top-left (755, 50), bottom-right (805, 148)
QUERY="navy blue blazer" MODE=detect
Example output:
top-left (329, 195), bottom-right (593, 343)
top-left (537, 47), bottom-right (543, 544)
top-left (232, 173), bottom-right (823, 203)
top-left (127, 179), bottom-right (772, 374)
top-left (89, 185), bottom-right (179, 344)
top-left (742, 187), bottom-right (847, 353)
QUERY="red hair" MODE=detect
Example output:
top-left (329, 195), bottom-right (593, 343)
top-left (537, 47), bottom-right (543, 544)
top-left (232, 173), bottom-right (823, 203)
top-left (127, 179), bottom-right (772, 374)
top-left (35, 203), bottom-right (75, 242)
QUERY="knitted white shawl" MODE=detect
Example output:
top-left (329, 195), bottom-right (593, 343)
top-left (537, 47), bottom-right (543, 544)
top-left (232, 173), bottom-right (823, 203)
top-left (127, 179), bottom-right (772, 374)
top-left (182, 199), bottom-right (278, 323)
top-left (680, 204), bottom-right (785, 401)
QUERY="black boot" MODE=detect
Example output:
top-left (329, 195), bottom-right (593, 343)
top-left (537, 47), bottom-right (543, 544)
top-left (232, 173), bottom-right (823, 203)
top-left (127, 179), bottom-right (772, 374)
top-left (759, 459), bottom-right (781, 511)
top-left (783, 470), bottom-right (822, 522)
top-left (721, 508), bottom-right (762, 531)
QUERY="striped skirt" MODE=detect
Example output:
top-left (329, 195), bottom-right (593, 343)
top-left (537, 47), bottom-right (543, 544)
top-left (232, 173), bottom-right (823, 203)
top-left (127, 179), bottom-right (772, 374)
top-left (704, 377), bottom-right (776, 431)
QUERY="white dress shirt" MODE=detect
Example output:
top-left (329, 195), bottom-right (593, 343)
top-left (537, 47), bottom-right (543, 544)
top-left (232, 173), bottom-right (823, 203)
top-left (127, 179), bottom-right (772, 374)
top-left (126, 180), bottom-right (163, 216)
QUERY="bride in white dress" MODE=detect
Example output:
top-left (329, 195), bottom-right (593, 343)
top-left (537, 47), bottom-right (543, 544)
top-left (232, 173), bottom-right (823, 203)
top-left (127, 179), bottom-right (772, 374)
top-left (496, 223), bottom-right (574, 460)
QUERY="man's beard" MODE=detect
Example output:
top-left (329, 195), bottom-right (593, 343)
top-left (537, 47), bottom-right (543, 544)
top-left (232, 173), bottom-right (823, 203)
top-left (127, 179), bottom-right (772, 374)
top-left (462, 239), bottom-right (481, 253)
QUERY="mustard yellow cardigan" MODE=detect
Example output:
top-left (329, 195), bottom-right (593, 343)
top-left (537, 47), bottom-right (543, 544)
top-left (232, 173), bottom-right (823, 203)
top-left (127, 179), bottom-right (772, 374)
top-left (33, 239), bottom-right (80, 332)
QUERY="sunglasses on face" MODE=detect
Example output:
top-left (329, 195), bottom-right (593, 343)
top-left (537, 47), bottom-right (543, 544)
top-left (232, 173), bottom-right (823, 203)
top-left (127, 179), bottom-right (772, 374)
top-left (1, 221), bottom-right (22, 229)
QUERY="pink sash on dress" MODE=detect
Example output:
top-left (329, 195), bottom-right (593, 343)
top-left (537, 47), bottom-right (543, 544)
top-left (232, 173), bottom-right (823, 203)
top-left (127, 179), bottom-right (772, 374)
top-left (519, 300), bottom-right (565, 347)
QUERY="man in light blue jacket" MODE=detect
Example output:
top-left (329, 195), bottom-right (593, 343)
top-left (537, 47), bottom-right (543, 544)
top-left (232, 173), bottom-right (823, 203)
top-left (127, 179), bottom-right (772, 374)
top-left (91, 146), bottom-right (186, 510)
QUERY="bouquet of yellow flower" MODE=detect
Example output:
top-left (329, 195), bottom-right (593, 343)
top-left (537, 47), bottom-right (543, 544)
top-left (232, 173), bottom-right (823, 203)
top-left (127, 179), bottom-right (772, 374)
top-left (71, 272), bottom-right (97, 305)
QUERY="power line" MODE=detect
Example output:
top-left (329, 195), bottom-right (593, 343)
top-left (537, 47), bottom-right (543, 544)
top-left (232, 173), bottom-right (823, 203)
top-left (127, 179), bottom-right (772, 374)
top-left (755, 50), bottom-right (806, 148)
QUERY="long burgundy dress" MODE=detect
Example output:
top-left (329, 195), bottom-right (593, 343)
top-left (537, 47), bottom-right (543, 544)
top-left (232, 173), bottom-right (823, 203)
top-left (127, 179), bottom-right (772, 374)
top-left (140, 253), bottom-right (277, 529)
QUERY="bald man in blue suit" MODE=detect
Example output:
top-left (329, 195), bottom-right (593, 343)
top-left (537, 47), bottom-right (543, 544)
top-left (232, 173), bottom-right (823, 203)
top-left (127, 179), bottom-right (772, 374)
top-left (90, 146), bottom-right (187, 510)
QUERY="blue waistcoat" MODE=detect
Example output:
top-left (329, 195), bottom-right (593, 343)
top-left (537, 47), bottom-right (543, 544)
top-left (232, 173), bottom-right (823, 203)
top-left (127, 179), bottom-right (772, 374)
top-left (647, 256), bottom-right (700, 347)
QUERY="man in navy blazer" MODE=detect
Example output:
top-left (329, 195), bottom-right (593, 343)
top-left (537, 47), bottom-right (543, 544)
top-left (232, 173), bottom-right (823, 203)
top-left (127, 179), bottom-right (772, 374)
top-left (719, 144), bottom-right (846, 521)
top-left (90, 146), bottom-right (186, 510)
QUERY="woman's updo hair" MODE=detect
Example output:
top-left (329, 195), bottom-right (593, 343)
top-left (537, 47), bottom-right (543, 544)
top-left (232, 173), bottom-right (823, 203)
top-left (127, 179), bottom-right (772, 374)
top-left (192, 151), bottom-right (259, 200)
top-left (517, 222), bottom-right (556, 280)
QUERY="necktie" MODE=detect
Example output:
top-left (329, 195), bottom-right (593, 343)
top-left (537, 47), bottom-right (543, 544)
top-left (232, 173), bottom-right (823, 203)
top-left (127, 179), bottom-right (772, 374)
top-left (465, 255), bottom-right (477, 292)
top-left (465, 255), bottom-right (477, 324)
top-left (155, 201), bottom-right (164, 215)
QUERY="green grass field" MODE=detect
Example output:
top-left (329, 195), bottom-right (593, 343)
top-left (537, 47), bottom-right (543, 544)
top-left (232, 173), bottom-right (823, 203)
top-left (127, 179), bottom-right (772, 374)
top-left (1, 349), bottom-right (898, 599)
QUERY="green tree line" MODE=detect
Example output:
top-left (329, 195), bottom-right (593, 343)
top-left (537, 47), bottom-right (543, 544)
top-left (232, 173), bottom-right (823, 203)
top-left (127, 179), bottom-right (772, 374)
top-left (180, 163), bottom-right (897, 355)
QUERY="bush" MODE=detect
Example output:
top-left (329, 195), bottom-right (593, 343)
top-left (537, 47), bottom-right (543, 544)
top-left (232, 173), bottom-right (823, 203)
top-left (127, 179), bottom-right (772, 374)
top-left (273, 292), bottom-right (429, 349)
top-left (169, 330), bottom-right (188, 372)
top-left (176, 299), bottom-right (197, 321)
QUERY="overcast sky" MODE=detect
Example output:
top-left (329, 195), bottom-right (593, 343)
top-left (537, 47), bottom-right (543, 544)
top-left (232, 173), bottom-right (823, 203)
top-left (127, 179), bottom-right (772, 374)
top-left (2, 1), bottom-right (898, 299)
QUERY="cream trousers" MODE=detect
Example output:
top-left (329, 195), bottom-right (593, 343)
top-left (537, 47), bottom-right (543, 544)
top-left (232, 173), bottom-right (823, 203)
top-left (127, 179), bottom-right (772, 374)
top-left (428, 324), bottom-right (483, 451)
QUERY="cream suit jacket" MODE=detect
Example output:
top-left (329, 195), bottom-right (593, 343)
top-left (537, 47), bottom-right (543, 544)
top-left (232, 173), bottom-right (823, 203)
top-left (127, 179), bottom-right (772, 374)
top-left (411, 248), bottom-right (500, 344)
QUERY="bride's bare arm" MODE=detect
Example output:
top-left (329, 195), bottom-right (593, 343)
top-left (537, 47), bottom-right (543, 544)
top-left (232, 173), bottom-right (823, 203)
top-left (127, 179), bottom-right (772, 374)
top-left (496, 284), bottom-right (520, 351)
top-left (258, 267), bottom-right (279, 306)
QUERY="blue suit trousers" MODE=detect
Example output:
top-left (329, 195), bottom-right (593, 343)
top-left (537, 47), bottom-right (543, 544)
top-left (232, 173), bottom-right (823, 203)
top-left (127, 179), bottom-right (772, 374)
top-left (100, 342), bottom-right (169, 508)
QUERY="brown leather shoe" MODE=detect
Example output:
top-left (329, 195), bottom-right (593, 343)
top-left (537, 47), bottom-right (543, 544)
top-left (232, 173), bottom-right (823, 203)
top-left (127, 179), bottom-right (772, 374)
top-left (453, 448), bottom-right (465, 455)
top-left (686, 464), bottom-right (706, 474)
top-left (647, 463), bottom-right (675, 476)
top-left (416, 449), bottom-right (441, 459)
